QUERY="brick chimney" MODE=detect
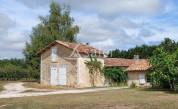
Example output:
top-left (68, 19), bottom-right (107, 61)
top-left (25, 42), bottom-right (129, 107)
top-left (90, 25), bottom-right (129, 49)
top-left (134, 55), bottom-right (139, 63)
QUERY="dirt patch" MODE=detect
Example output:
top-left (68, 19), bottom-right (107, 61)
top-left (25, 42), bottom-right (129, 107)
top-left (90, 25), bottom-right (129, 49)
top-left (0, 82), bottom-right (35, 94)
top-left (0, 82), bottom-right (127, 98)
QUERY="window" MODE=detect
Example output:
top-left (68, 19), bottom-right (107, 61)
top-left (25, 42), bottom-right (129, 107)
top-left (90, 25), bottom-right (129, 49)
top-left (51, 47), bottom-right (58, 62)
top-left (139, 73), bottom-right (146, 84)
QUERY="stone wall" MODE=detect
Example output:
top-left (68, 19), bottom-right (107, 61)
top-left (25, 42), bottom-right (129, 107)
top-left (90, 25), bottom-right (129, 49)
top-left (41, 46), bottom-right (51, 85)
top-left (40, 44), bottom-right (78, 87)
top-left (127, 71), bottom-right (147, 86)
top-left (77, 58), bottom-right (105, 88)
top-left (40, 44), bottom-right (105, 88)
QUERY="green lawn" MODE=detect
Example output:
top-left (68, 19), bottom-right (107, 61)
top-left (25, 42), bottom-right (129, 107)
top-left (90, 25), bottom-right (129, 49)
top-left (0, 83), bottom-right (4, 91)
top-left (0, 89), bottom-right (178, 109)
top-left (0, 81), bottom-right (9, 91)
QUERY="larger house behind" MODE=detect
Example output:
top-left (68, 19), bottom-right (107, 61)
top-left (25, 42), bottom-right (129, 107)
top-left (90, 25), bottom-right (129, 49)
top-left (104, 58), bottom-right (150, 86)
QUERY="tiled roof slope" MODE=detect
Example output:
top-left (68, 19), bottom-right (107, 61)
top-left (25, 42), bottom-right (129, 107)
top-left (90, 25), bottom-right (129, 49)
top-left (104, 58), bottom-right (134, 67)
top-left (38, 40), bottom-right (103, 55)
top-left (104, 58), bottom-right (151, 71)
top-left (126, 59), bottom-right (151, 71)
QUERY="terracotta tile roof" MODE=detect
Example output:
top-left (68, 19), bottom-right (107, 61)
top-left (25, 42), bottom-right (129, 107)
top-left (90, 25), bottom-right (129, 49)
top-left (104, 58), bottom-right (151, 71)
top-left (126, 59), bottom-right (151, 71)
top-left (104, 58), bottom-right (134, 67)
top-left (38, 40), bottom-right (104, 55)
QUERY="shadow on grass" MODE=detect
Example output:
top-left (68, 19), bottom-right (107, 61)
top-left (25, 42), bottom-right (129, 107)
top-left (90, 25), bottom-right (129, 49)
top-left (139, 87), bottom-right (178, 94)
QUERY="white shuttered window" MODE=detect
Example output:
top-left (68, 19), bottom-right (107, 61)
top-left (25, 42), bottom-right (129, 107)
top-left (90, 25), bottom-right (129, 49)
top-left (51, 47), bottom-right (58, 62)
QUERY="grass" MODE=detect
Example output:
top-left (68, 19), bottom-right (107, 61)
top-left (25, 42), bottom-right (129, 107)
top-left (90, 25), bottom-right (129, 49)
top-left (23, 82), bottom-right (66, 90)
top-left (0, 89), bottom-right (178, 109)
top-left (0, 81), bottom-right (11, 91)
top-left (0, 82), bottom-right (5, 91)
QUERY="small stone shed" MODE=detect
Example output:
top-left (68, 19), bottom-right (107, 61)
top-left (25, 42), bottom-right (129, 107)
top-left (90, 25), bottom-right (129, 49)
top-left (38, 40), bottom-right (105, 88)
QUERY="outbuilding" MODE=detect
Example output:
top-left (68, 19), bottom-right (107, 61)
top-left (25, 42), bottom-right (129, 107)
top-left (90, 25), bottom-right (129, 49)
top-left (38, 40), bottom-right (105, 88)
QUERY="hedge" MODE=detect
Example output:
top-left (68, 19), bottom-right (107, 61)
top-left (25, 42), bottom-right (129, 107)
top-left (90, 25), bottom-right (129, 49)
top-left (0, 64), bottom-right (30, 80)
top-left (103, 67), bottom-right (127, 85)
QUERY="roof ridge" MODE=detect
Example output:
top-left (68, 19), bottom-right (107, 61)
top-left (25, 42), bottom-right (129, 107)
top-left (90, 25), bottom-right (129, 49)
top-left (105, 58), bottom-right (134, 60)
top-left (38, 40), bottom-right (104, 55)
top-left (56, 40), bottom-right (93, 48)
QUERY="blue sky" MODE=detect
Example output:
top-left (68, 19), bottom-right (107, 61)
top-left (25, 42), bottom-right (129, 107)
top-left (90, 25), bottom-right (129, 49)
top-left (0, 0), bottom-right (178, 59)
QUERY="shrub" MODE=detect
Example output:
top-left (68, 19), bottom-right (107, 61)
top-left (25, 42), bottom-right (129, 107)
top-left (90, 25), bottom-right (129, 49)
top-left (103, 67), bottom-right (127, 86)
top-left (0, 63), bottom-right (30, 80)
top-left (130, 82), bottom-right (137, 88)
top-left (175, 84), bottom-right (178, 91)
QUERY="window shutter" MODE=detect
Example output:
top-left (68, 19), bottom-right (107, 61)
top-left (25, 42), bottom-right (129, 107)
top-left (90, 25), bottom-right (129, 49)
top-left (51, 47), bottom-right (58, 62)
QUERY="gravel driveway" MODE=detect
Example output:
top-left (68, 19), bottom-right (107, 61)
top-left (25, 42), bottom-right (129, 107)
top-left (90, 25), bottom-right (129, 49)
top-left (0, 82), bottom-right (34, 94)
top-left (0, 82), bottom-right (128, 98)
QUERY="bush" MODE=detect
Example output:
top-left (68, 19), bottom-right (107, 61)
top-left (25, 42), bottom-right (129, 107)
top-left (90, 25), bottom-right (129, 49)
top-left (103, 67), bottom-right (127, 86)
top-left (130, 82), bottom-right (137, 88)
top-left (0, 59), bottom-right (32, 80)
top-left (0, 64), bottom-right (30, 80)
top-left (175, 84), bottom-right (178, 91)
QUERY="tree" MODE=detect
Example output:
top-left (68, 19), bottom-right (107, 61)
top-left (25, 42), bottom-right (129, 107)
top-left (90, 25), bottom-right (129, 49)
top-left (109, 45), bottom-right (157, 59)
top-left (160, 38), bottom-right (177, 53)
top-left (148, 47), bottom-right (178, 89)
top-left (85, 55), bottom-right (103, 87)
top-left (23, 1), bottom-right (79, 79)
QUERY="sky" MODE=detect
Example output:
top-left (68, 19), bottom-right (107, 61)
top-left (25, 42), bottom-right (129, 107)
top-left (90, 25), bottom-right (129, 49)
top-left (0, 0), bottom-right (178, 59)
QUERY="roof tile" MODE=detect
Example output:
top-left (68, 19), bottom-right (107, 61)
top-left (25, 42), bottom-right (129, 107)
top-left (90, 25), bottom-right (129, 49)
top-left (126, 59), bottom-right (151, 71)
top-left (104, 58), bottom-right (134, 67)
top-left (38, 40), bottom-right (103, 55)
top-left (104, 58), bottom-right (151, 71)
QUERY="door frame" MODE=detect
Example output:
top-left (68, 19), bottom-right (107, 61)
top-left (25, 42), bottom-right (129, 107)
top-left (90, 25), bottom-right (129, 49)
top-left (50, 63), bottom-right (58, 85)
top-left (58, 64), bottom-right (67, 85)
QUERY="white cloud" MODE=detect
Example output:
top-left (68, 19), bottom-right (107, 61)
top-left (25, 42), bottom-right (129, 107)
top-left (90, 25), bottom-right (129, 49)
top-left (15, 0), bottom-right (51, 8)
top-left (0, 0), bottom-right (177, 59)
top-left (75, 14), bottom-right (145, 51)
top-left (0, 13), bottom-right (24, 50)
top-left (61, 0), bottom-right (167, 17)
top-left (0, 13), bottom-right (15, 35)
top-left (0, 0), bottom-right (49, 58)
top-left (145, 26), bottom-right (178, 44)
top-left (91, 39), bottom-right (114, 52)
top-left (0, 28), bottom-right (26, 57)
top-left (17, 0), bottom-right (168, 16)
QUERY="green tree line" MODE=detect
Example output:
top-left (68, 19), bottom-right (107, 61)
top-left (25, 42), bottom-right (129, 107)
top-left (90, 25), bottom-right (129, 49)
top-left (0, 59), bottom-right (30, 80)
top-left (109, 38), bottom-right (178, 59)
